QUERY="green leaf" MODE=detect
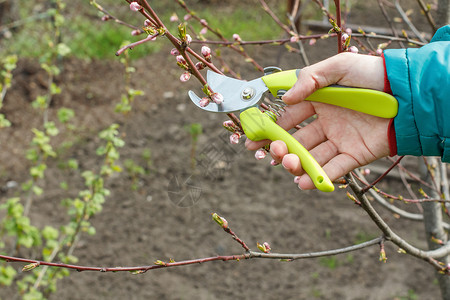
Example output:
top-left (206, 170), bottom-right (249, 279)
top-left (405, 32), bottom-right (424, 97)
top-left (57, 43), bottom-right (71, 57)
top-left (0, 265), bottom-right (17, 286)
top-left (57, 108), bottom-right (75, 123)
top-left (42, 225), bottom-right (59, 241)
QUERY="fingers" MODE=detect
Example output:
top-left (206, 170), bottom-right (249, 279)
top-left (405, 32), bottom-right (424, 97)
top-left (245, 101), bottom-right (316, 151)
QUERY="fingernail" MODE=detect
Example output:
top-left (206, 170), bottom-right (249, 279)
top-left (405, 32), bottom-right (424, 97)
top-left (297, 184), bottom-right (303, 190)
top-left (282, 161), bottom-right (290, 171)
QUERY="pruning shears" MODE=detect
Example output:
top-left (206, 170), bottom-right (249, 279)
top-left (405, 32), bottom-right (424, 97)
top-left (188, 68), bottom-right (398, 192)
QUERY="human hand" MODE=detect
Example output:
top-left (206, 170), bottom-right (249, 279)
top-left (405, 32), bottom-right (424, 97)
top-left (246, 53), bottom-right (391, 190)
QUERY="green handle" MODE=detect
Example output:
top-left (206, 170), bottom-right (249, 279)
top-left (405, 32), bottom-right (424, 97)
top-left (261, 69), bottom-right (398, 118)
top-left (241, 107), bottom-right (334, 192)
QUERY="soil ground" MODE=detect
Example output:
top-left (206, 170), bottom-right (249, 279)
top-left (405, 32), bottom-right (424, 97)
top-left (0, 1), bottom-right (444, 299)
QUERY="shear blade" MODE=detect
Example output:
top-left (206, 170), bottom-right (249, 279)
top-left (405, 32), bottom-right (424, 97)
top-left (188, 70), bottom-right (268, 113)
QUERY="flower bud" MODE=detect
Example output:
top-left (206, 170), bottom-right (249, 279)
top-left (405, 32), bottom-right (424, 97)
top-left (290, 36), bottom-right (299, 43)
top-left (200, 19), bottom-right (208, 26)
top-left (129, 2), bottom-right (142, 11)
top-left (294, 176), bottom-right (301, 184)
top-left (255, 149), bottom-right (266, 160)
top-left (170, 48), bottom-right (180, 56)
top-left (309, 39), bottom-right (317, 46)
top-left (270, 159), bottom-right (279, 166)
top-left (195, 62), bottom-right (205, 70)
top-left (349, 46), bottom-right (359, 54)
top-left (233, 33), bottom-right (242, 42)
top-left (101, 15), bottom-right (111, 22)
top-left (170, 13), bottom-right (179, 22)
top-left (200, 27), bottom-right (208, 35)
top-left (376, 48), bottom-right (383, 56)
top-left (184, 14), bottom-right (192, 21)
top-left (199, 97), bottom-right (210, 107)
top-left (185, 34), bottom-right (192, 45)
top-left (257, 242), bottom-right (271, 253)
top-left (345, 28), bottom-right (352, 35)
top-left (211, 92), bottom-right (224, 104)
top-left (341, 33), bottom-right (349, 42)
top-left (131, 30), bottom-right (141, 36)
top-left (180, 72), bottom-right (191, 82)
top-left (144, 19), bottom-right (152, 27)
top-left (176, 55), bottom-right (186, 65)
top-left (212, 213), bottom-right (228, 229)
top-left (230, 133), bottom-right (241, 144)
top-left (223, 120), bottom-right (237, 132)
top-left (201, 46), bottom-right (211, 58)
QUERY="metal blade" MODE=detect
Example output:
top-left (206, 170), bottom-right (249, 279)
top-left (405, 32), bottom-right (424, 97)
top-left (188, 71), bottom-right (268, 113)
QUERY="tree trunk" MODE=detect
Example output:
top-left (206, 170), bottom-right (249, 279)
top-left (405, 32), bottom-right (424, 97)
top-left (437, 0), bottom-right (450, 28)
top-left (420, 158), bottom-right (450, 300)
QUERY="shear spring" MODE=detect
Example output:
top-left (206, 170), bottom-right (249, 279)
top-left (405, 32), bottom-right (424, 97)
top-left (265, 98), bottom-right (287, 119)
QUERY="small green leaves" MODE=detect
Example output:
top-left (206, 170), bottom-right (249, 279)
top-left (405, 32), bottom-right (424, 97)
top-left (154, 260), bottom-right (166, 266)
top-left (212, 213), bottom-right (228, 229)
top-left (257, 242), bottom-right (271, 253)
top-left (22, 263), bottom-right (40, 272)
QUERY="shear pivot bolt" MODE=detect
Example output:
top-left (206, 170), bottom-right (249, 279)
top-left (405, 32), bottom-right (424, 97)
top-left (241, 87), bottom-right (255, 100)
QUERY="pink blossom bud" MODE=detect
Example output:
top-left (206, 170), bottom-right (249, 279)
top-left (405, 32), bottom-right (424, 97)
top-left (101, 15), bottom-right (111, 22)
top-left (195, 62), bottom-right (205, 70)
top-left (170, 13), bottom-right (179, 22)
top-left (185, 34), bottom-right (192, 45)
top-left (170, 48), bottom-right (180, 56)
top-left (184, 14), bottom-right (192, 21)
top-left (211, 92), bottom-right (224, 104)
top-left (180, 72), bottom-right (191, 82)
top-left (257, 242), bottom-right (271, 253)
top-left (290, 36), bottom-right (299, 43)
top-left (349, 46), bottom-right (359, 53)
top-left (255, 149), bottom-right (267, 160)
top-left (131, 30), bottom-right (141, 36)
top-left (232, 33), bottom-right (242, 42)
top-left (341, 33), bottom-right (349, 42)
top-left (270, 159), bottom-right (279, 166)
top-left (376, 48), bottom-right (383, 56)
top-left (309, 38), bottom-right (317, 46)
top-left (129, 2), bottom-right (142, 11)
top-left (200, 27), bottom-right (208, 35)
top-left (294, 176), bottom-right (301, 184)
top-left (176, 55), bottom-right (186, 65)
top-left (223, 120), bottom-right (237, 132)
top-left (362, 168), bottom-right (371, 176)
top-left (200, 19), bottom-right (208, 26)
top-left (199, 97), bottom-right (210, 107)
top-left (345, 28), bottom-right (352, 35)
top-left (201, 46), bottom-right (211, 58)
top-left (144, 19), bottom-right (152, 27)
top-left (230, 133), bottom-right (241, 144)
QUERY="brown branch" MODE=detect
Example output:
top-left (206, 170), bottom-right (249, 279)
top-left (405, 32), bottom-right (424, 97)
top-left (348, 173), bottom-right (450, 273)
top-left (0, 237), bottom-right (384, 273)
top-left (361, 156), bottom-right (404, 193)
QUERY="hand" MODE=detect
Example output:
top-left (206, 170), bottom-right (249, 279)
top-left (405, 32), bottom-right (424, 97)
top-left (246, 52), bottom-right (391, 190)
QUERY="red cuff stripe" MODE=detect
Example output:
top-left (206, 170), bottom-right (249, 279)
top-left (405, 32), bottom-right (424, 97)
top-left (381, 52), bottom-right (393, 95)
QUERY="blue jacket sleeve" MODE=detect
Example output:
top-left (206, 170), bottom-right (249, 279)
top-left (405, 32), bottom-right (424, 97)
top-left (384, 25), bottom-right (450, 161)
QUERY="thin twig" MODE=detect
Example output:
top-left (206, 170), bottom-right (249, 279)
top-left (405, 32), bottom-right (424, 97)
top-left (394, 0), bottom-right (428, 43)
